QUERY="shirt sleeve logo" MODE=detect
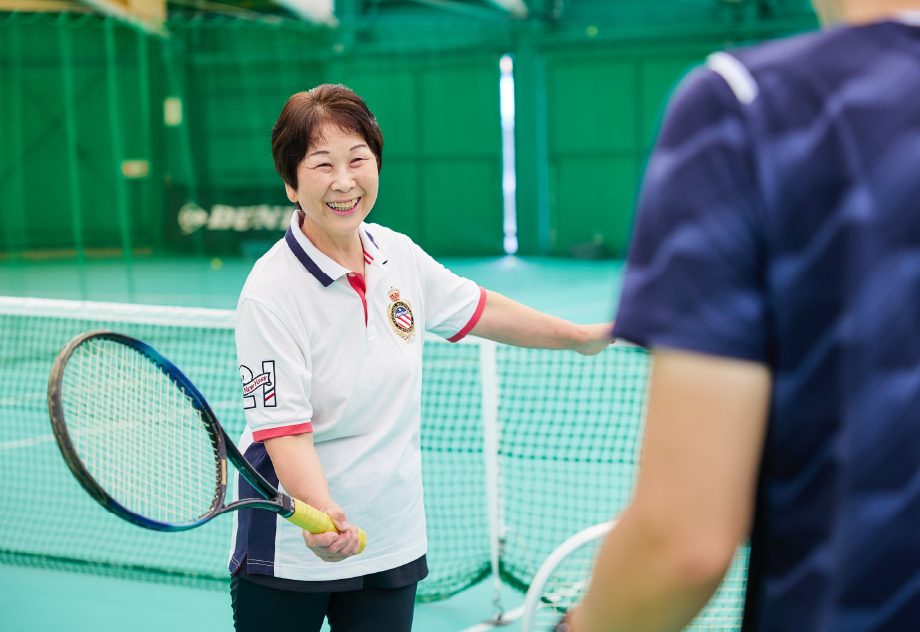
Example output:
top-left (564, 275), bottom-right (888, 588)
top-left (387, 288), bottom-right (415, 343)
top-left (240, 361), bottom-right (276, 409)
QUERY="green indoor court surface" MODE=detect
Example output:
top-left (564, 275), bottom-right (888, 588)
top-left (0, 562), bottom-right (526, 632)
top-left (0, 255), bottom-right (624, 323)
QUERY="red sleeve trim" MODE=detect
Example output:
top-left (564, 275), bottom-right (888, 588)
top-left (252, 422), bottom-right (313, 442)
top-left (447, 287), bottom-right (487, 343)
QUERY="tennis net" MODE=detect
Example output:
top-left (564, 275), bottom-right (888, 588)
top-left (0, 296), bottom-right (746, 627)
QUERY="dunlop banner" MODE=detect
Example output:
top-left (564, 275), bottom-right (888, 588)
top-left (166, 187), bottom-right (294, 256)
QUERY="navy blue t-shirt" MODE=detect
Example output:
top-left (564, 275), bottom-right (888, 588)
top-left (613, 19), bottom-right (920, 631)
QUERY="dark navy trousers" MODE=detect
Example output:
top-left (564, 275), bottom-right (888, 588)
top-left (231, 574), bottom-right (418, 632)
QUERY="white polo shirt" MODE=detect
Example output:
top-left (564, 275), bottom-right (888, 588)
top-left (228, 211), bottom-right (486, 581)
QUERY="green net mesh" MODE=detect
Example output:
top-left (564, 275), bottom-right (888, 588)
top-left (419, 341), bottom-right (492, 599)
top-left (496, 346), bottom-right (651, 590)
top-left (0, 309), bottom-right (240, 585)
top-left (0, 298), bottom-right (747, 624)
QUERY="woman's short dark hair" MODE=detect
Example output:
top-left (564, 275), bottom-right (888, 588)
top-left (271, 84), bottom-right (383, 188)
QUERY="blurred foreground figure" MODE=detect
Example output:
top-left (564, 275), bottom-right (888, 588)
top-left (568, 1), bottom-right (920, 631)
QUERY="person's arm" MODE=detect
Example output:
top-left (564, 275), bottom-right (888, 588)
top-left (568, 347), bottom-right (771, 632)
top-left (470, 290), bottom-right (613, 355)
top-left (263, 433), bottom-right (362, 562)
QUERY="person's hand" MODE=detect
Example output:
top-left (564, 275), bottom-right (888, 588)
top-left (572, 323), bottom-right (615, 356)
top-left (556, 605), bottom-right (586, 632)
top-left (301, 502), bottom-right (363, 562)
top-left (553, 610), bottom-right (576, 632)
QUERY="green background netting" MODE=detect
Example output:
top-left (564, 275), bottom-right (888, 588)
top-left (0, 6), bottom-right (817, 267)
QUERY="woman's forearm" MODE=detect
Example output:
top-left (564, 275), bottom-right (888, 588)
top-left (263, 433), bottom-right (335, 511)
top-left (470, 290), bottom-right (613, 354)
top-left (264, 432), bottom-right (362, 559)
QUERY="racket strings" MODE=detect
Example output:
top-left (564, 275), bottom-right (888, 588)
top-left (533, 539), bottom-right (748, 632)
top-left (59, 338), bottom-right (219, 525)
top-left (686, 546), bottom-right (748, 631)
top-left (534, 537), bottom-right (604, 630)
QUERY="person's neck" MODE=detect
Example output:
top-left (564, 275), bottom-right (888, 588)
top-left (298, 212), bottom-right (365, 274)
top-left (823, 1), bottom-right (920, 25)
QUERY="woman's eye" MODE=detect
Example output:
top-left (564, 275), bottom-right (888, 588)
top-left (352, 158), bottom-right (366, 165)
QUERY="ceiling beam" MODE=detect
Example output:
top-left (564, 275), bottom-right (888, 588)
top-left (0, 0), bottom-right (90, 10)
top-left (404, 0), bottom-right (508, 22)
top-left (484, 0), bottom-right (526, 18)
top-left (78, 0), bottom-right (167, 35)
top-left (275, 0), bottom-right (337, 23)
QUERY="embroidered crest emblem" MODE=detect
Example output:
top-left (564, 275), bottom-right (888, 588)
top-left (387, 288), bottom-right (415, 343)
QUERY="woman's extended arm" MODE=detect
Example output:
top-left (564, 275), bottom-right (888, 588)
top-left (469, 290), bottom-right (613, 355)
top-left (263, 433), bottom-right (362, 562)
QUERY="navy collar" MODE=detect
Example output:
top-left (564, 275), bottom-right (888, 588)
top-left (284, 211), bottom-right (387, 287)
top-left (285, 228), bottom-right (336, 287)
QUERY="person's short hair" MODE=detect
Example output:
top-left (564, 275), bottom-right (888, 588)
top-left (271, 84), bottom-right (384, 188)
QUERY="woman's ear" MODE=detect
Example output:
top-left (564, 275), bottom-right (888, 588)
top-left (285, 182), bottom-right (298, 205)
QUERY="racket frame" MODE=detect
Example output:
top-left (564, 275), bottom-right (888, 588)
top-left (520, 521), bottom-right (614, 632)
top-left (48, 329), bottom-right (302, 532)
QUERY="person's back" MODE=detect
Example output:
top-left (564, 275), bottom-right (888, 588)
top-left (710, 19), bottom-right (920, 629)
top-left (570, 6), bottom-right (920, 632)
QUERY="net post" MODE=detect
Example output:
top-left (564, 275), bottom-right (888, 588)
top-left (478, 339), bottom-right (504, 622)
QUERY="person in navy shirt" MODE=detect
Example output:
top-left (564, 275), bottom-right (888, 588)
top-left (566, 1), bottom-right (920, 631)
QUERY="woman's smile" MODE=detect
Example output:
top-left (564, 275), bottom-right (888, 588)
top-left (326, 197), bottom-right (361, 216)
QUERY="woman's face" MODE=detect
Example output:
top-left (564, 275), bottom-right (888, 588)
top-left (285, 123), bottom-right (379, 244)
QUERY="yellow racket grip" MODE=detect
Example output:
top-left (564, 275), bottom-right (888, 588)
top-left (286, 498), bottom-right (367, 554)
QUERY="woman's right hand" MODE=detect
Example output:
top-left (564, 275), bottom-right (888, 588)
top-left (301, 502), bottom-right (363, 562)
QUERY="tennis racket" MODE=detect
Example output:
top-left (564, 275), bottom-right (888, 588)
top-left (47, 329), bottom-right (366, 552)
top-left (522, 522), bottom-right (747, 632)
top-left (522, 522), bottom-right (613, 632)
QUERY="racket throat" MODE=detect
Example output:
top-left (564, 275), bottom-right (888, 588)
top-left (280, 494), bottom-right (296, 518)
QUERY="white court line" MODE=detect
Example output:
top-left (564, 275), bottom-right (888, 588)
top-left (458, 605), bottom-right (524, 632)
top-left (0, 421), bottom-right (138, 451)
top-left (0, 434), bottom-right (56, 450)
top-left (0, 393), bottom-right (46, 407)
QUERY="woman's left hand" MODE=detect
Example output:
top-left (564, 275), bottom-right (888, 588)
top-left (572, 323), bottom-right (615, 356)
top-left (301, 502), bottom-right (363, 562)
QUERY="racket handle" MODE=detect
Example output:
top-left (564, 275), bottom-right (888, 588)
top-left (287, 498), bottom-right (367, 554)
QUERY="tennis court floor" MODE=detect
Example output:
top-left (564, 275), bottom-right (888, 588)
top-left (0, 254), bottom-right (623, 323)
top-left (0, 563), bottom-right (526, 632)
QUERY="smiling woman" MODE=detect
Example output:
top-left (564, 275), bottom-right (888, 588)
top-left (229, 84), bottom-right (615, 632)
top-left (272, 87), bottom-right (383, 272)
top-left (283, 125), bottom-right (379, 271)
